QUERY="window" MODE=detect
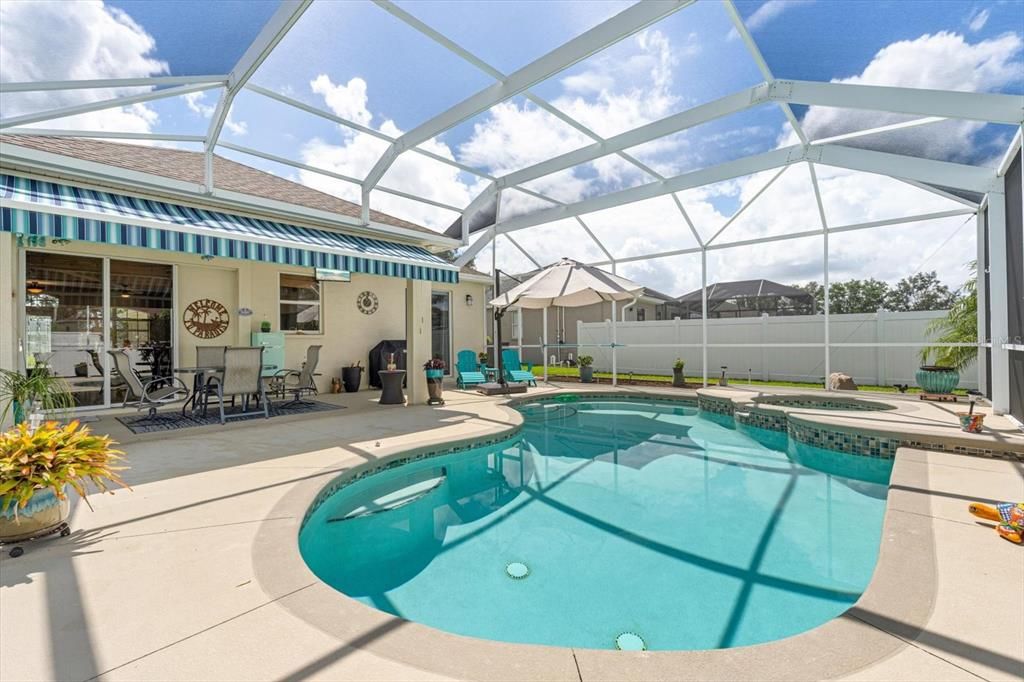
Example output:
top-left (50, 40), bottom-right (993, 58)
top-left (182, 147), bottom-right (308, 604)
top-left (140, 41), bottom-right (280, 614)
top-left (511, 309), bottom-right (520, 340)
top-left (279, 273), bottom-right (321, 333)
top-left (637, 308), bottom-right (646, 321)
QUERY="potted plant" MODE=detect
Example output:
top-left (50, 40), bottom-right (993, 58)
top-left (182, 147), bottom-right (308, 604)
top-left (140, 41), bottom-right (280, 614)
top-left (478, 351), bottom-right (489, 368)
top-left (672, 358), bottom-right (686, 387)
top-left (917, 263), bottom-right (975, 395)
top-left (0, 368), bottom-right (74, 426)
top-left (578, 355), bottom-right (594, 383)
top-left (341, 362), bottom-right (363, 393)
top-left (915, 365), bottom-right (959, 394)
top-left (424, 356), bottom-right (446, 405)
top-left (260, 319), bottom-right (272, 333)
top-left (0, 420), bottom-right (127, 545)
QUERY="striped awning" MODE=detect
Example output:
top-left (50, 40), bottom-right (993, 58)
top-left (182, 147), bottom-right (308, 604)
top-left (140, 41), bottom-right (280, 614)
top-left (0, 174), bottom-right (458, 283)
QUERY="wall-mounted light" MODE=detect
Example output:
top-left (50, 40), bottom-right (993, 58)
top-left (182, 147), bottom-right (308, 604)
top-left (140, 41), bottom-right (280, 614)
top-left (465, 294), bottom-right (474, 307)
top-left (119, 289), bottom-right (132, 299)
top-left (26, 281), bottom-right (44, 295)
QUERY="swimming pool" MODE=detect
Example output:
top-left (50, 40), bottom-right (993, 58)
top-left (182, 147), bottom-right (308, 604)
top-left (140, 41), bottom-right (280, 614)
top-left (299, 397), bottom-right (892, 651)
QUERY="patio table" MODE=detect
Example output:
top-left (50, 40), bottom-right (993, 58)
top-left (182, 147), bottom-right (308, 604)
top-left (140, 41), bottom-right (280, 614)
top-left (378, 369), bottom-right (406, 405)
top-left (175, 364), bottom-right (278, 416)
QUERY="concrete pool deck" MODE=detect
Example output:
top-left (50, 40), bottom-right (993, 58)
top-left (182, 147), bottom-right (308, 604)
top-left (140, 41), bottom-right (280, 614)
top-left (1, 383), bottom-right (1021, 681)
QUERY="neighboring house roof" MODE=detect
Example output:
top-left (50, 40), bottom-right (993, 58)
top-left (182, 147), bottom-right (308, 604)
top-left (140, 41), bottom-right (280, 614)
top-left (0, 134), bottom-right (437, 237)
top-left (675, 279), bottom-right (812, 303)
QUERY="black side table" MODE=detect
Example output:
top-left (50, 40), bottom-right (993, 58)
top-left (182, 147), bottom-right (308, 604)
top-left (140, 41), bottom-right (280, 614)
top-left (378, 370), bottom-right (407, 405)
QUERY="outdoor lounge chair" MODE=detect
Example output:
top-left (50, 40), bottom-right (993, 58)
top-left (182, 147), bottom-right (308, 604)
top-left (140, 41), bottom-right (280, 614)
top-left (270, 344), bottom-right (321, 406)
top-left (456, 349), bottom-right (487, 388)
top-left (205, 347), bottom-right (269, 424)
top-left (502, 349), bottom-right (537, 386)
top-left (107, 349), bottom-right (189, 421)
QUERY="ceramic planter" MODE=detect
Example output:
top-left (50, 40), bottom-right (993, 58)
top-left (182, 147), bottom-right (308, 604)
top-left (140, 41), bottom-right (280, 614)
top-left (579, 366), bottom-right (594, 383)
top-left (0, 487), bottom-right (70, 543)
top-left (672, 368), bottom-right (685, 387)
top-left (425, 369), bottom-right (444, 404)
top-left (956, 412), bottom-right (985, 433)
top-left (915, 366), bottom-right (959, 394)
top-left (341, 366), bottom-right (363, 393)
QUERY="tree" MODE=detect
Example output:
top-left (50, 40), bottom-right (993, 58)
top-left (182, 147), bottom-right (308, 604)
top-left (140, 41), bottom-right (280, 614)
top-left (920, 263), bottom-right (977, 371)
top-left (799, 278), bottom-right (889, 314)
top-left (884, 272), bottom-right (956, 312)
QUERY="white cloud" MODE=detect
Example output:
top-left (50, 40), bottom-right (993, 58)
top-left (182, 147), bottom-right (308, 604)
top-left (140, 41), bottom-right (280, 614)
top-left (184, 91), bottom-right (248, 136)
top-left (728, 1), bottom-right (813, 40)
top-left (0, 0), bottom-right (166, 132)
top-left (297, 75), bottom-right (487, 230)
top-left (792, 31), bottom-right (1023, 161)
top-left (967, 7), bottom-right (990, 33)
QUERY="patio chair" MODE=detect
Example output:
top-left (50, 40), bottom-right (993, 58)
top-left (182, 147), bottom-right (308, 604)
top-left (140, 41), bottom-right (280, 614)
top-left (501, 349), bottom-right (537, 386)
top-left (270, 344), bottom-right (322, 407)
top-left (107, 349), bottom-right (189, 421)
top-left (205, 347), bottom-right (269, 424)
top-left (456, 349), bottom-right (487, 388)
top-left (193, 345), bottom-right (227, 410)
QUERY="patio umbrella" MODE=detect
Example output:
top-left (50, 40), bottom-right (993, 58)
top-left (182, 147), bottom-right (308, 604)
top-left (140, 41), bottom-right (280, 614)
top-left (489, 258), bottom-right (644, 386)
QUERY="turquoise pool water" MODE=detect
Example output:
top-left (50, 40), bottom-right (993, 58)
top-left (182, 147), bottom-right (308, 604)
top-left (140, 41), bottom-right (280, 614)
top-left (300, 398), bottom-right (892, 651)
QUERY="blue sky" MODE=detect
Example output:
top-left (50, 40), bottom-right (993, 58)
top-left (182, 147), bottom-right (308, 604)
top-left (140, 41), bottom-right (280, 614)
top-left (1, 0), bottom-right (1022, 294)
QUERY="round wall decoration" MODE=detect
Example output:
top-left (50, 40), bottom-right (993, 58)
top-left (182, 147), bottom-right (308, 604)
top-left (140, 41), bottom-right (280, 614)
top-left (357, 291), bottom-right (379, 315)
top-left (183, 298), bottom-right (230, 339)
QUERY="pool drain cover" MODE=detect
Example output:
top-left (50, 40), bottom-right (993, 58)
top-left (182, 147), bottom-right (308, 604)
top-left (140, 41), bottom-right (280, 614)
top-left (505, 562), bottom-right (530, 579)
top-left (615, 632), bottom-right (646, 651)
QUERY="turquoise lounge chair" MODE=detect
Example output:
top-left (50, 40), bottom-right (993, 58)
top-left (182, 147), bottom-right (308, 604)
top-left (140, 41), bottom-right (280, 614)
top-left (502, 349), bottom-right (537, 386)
top-left (456, 349), bottom-right (487, 388)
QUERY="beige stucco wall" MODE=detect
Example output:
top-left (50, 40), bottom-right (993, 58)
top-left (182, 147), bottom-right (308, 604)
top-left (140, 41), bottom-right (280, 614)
top-left (0, 240), bottom-right (488, 395)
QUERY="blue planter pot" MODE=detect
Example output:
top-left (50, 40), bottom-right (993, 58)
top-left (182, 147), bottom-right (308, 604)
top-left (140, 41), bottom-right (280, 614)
top-left (0, 486), bottom-right (70, 543)
top-left (915, 366), bottom-right (959, 394)
top-left (425, 369), bottom-right (444, 380)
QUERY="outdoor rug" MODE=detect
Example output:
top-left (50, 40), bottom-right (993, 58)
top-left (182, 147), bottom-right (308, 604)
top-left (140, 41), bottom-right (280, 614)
top-left (117, 399), bottom-right (345, 434)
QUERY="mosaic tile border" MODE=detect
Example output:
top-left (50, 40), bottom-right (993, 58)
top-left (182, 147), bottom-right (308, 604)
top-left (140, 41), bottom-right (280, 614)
top-left (753, 397), bottom-right (896, 412)
top-left (300, 428), bottom-right (520, 531)
top-left (697, 395), bottom-right (735, 416)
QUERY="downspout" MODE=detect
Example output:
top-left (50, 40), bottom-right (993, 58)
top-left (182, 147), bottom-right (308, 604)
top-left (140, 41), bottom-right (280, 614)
top-left (621, 295), bottom-right (640, 321)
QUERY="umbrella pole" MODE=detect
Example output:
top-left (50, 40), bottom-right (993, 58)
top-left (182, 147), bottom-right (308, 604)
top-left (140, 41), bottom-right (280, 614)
top-left (494, 269), bottom-right (506, 388)
top-left (543, 307), bottom-right (548, 383)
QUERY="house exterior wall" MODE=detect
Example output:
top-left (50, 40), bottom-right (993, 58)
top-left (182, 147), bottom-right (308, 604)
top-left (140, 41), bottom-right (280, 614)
top-left (0, 238), bottom-right (487, 396)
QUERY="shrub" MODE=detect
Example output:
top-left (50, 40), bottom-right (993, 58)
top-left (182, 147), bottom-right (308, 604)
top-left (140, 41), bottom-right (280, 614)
top-left (578, 355), bottom-right (594, 367)
top-left (0, 420), bottom-right (127, 517)
top-left (673, 358), bottom-right (685, 370)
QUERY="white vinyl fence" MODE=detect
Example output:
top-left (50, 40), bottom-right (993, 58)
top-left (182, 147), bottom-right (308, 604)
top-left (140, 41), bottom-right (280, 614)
top-left (570, 310), bottom-right (977, 389)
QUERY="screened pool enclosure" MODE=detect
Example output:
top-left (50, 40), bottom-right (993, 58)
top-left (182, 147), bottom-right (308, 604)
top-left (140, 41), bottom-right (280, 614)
top-left (0, 0), bottom-right (1021, 418)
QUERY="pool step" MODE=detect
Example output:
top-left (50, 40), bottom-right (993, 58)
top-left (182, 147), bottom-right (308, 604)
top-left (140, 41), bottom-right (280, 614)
top-left (327, 467), bottom-right (447, 523)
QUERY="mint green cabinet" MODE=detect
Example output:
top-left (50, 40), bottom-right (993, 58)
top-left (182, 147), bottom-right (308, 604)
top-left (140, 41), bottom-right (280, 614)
top-left (251, 332), bottom-right (285, 376)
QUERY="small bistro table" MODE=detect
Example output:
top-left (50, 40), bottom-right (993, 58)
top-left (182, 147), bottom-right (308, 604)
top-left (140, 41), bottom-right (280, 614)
top-left (174, 364), bottom-right (278, 416)
top-left (378, 369), bottom-right (406, 405)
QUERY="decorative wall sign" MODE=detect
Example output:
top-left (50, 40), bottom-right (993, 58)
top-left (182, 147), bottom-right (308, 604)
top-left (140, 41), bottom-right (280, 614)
top-left (356, 291), bottom-right (379, 315)
top-left (238, 307), bottom-right (253, 317)
top-left (183, 298), bottom-right (230, 339)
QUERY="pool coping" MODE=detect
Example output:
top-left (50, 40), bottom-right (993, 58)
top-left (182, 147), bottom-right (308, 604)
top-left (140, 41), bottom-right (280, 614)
top-left (251, 389), bottom-right (945, 681)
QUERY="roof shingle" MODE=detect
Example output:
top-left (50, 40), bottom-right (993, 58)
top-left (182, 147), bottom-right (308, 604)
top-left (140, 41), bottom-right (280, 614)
top-left (0, 134), bottom-right (438, 236)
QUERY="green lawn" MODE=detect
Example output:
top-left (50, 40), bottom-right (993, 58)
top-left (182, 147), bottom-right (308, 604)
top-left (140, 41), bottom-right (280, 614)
top-left (530, 365), bottom-right (968, 396)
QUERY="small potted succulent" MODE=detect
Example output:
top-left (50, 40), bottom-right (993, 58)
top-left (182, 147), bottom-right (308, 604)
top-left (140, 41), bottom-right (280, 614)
top-left (672, 358), bottom-right (686, 388)
top-left (424, 356), bottom-right (446, 405)
top-left (578, 355), bottom-right (594, 383)
top-left (478, 351), bottom-right (489, 368)
top-left (0, 420), bottom-right (127, 546)
top-left (260, 319), bottom-right (272, 333)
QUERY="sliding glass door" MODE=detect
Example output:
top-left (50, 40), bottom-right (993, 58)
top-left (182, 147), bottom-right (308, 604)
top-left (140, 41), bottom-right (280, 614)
top-left (24, 252), bottom-right (106, 408)
top-left (22, 251), bottom-right (175, 410)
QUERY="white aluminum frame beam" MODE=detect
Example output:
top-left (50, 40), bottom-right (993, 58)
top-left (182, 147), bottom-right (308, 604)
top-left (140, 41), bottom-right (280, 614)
top-left (769, 79), bottom-right (1024, 126)
top-left (705, 166), bottom-right (788, 245)
top-left (2, 127), bottom-right (205, 143)
top-left (0, 82), bottom-right (220, 129)
top-left (204, 0), bottom-right (312, 190)
top-left (0, 75), bottom-right (227, 93)
top-left (722, 0), bottom-right (807, 145)
top-left (504, 233), bottom-right (542, 269)
top-left (493, 143), bottom-right (998, 235)
top-left (810, 116), bottom-right (947, 146)
top-left (360, 0), bottom-right (692, 219)
top-left (585, 207), bottom-right (975, 266)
